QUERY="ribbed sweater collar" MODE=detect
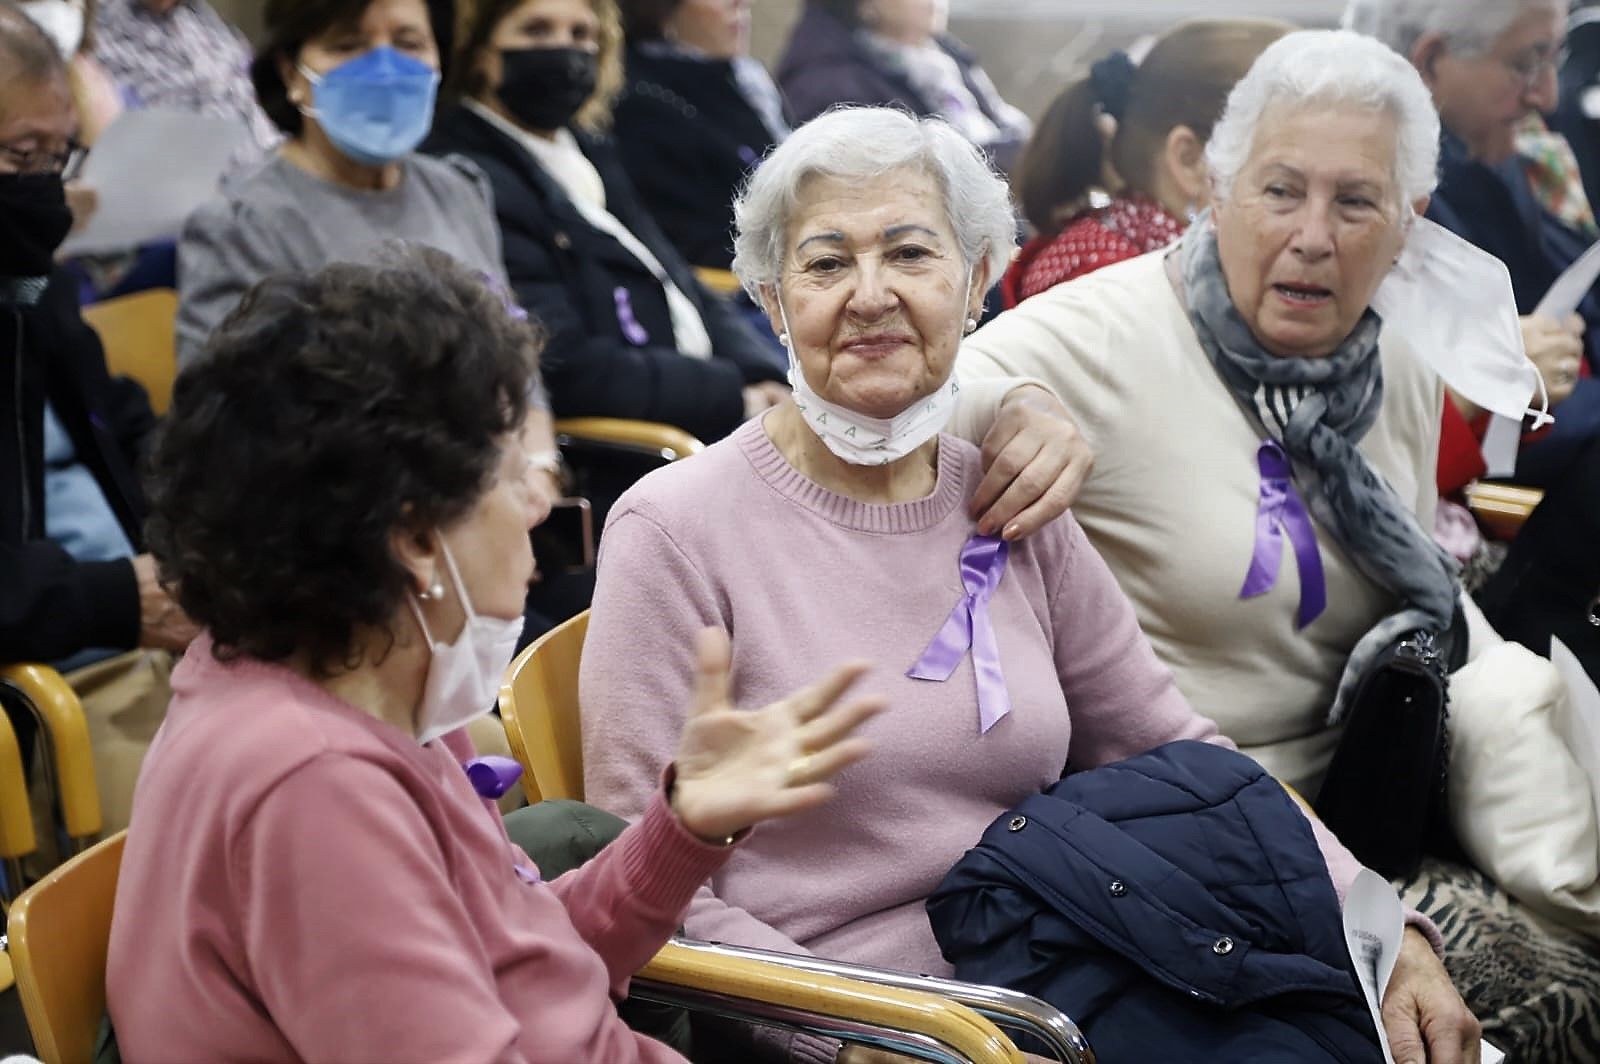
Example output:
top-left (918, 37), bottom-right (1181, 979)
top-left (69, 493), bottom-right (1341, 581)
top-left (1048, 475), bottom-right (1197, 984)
top-left (734, 415), bottom-right (967, 535)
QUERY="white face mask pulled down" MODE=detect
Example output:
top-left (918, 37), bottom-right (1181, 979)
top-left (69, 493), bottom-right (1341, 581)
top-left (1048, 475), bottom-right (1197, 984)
top-left (773, 269), bottom-right (972, 466)
top-left (1370, 215), bottom-right (1553, 429)
top-left (406, 537), bottom-right (523, 745)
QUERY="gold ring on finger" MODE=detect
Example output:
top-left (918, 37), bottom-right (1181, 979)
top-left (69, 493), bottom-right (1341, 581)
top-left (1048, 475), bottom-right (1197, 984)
top-left (785, 753), bottom-right (813, 786)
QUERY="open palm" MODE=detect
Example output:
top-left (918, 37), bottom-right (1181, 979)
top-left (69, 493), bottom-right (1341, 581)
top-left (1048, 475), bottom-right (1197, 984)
top-left (670, 628), bottom-right (884, 842)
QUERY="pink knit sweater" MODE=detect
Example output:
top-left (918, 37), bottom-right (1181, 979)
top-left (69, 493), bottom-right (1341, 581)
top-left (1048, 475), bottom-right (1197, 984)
top-left (582, 418), bottom-right (1371, 998)
top-left (107, 634), bottom-right (730, 1063)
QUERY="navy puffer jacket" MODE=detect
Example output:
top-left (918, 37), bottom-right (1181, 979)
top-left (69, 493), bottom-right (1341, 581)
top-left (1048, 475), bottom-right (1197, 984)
top-left (928, 741), bottom-right (1383, 1062)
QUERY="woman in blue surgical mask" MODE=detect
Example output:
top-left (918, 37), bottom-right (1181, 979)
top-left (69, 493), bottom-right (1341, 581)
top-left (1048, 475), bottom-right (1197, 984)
top-left (175, 0), bottom-right (576, 647)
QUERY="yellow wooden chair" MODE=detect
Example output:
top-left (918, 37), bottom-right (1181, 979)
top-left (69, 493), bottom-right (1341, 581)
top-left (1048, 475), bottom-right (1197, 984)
top-left (80, 289), bottom-right (179, 416)
top-left (0, 666), bottom-right (103, 855)
top-left (1464, 480), bottom-right (1545, 541)
top-left (5, 829), bottom-right (1027, 1064)
top-left (693, 266), bottom-right (744, 298)
top-left (0, 705), bottom-right (38, 907)
top-left (499, 610), bottom-right (589, 804)
top-left (5, 830), bottom-right (124, 1064)
top-left (554, 418), bottom-right (705, 466)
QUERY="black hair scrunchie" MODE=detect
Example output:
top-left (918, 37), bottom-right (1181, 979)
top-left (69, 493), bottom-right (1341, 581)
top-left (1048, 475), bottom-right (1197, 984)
top-left (1089, 50), bottom-right (1137, 120)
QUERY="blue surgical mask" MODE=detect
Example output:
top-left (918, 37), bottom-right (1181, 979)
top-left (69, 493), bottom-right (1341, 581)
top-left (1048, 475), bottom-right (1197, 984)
top-left (298, 46), bottom-right (440, 167)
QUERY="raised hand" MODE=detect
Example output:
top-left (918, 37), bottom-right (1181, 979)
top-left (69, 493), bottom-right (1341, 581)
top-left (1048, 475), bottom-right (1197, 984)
top-left (670, 628), bottom-right (884, 842)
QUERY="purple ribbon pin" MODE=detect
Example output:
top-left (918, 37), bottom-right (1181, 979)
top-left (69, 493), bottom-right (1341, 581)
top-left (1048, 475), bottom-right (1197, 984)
top-left (462, 755), bottom-right (523, 800)
top-left (1239, 440), bottom-right (1326, 630)
top-left (613, 287), bottom-right (650, 345)
top-left (907, 534), bottom-right (1012, 734)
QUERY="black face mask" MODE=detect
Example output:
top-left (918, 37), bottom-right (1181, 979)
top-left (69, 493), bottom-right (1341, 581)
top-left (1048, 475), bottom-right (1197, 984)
top-left (0, 172), bottom-right (72, 277)
top-left (496, 47), bottom-right (599, 132)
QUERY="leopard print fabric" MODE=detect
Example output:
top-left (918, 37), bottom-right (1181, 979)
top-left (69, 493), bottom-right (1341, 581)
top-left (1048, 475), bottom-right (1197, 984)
top-left (1398, 857), bottom-right (1600, 1062)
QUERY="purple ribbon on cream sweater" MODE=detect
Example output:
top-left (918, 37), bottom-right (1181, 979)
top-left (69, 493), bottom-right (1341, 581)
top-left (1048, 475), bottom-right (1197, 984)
top-left (907, 534), bottom-right (1012, 733)
top-left (1239, 440), bottom-right (1326, 630)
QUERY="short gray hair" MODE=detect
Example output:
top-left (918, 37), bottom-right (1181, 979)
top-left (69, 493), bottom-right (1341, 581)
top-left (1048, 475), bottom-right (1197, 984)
top-left (1207, 29), bottom-right (1441, 209)
top-left (731, 107), bottom-right (1016, 298)
top-left (0, 0), bottom-right (66, 107)
top-left (1342, 0), bottom-right (1566, 60)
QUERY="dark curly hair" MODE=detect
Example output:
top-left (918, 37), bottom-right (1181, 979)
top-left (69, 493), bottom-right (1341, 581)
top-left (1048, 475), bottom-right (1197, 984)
top-left (145, 245), bottom-right (540, 676)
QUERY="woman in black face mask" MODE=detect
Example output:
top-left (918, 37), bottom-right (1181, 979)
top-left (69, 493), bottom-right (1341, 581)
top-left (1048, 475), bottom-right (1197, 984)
top-left (424, 0), bottom-right (790, 462)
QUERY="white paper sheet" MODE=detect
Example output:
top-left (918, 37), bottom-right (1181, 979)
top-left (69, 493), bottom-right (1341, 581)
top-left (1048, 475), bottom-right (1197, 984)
top-left (1343, 868), bottom-right (1506, 1064)
top-left (1551, 636), bottom-right (1600, 836)
top-left (60, 108), bottom-right (250, 256)
top-left (1481, 413), bottom-right (1523, 478)
top-left (1535, 238), bottom-right (1600, 323)
top-left (1345, 869), bottom-right (1404, 1064)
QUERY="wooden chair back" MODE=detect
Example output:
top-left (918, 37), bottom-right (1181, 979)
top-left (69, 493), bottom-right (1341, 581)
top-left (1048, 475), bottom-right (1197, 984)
top-left (6, 831), bottom-right (126, 1064)
top-left (80, 289), bottom-right (179, 415)
top-left (497, 610), bottom-right (590, 803)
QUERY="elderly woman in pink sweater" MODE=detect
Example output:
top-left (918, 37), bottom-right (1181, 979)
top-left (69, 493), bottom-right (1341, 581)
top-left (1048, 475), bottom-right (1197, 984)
top-left (580, 107), bottom-right (1466, 1064)
top-left (105, 247), bottom-right (885, 1063)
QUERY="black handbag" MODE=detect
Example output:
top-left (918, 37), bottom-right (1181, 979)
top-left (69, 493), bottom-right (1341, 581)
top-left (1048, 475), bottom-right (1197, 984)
top-left (1312, 630), bottom-right (1452, 881)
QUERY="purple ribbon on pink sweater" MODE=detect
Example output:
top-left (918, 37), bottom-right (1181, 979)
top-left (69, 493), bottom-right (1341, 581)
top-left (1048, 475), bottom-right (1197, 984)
top-left (907, 534), bottom-right (1012, 734)
top-left (1239, 440), bottom-right (1326, 630)
top-left (463, 755), bottom-right (523, 799)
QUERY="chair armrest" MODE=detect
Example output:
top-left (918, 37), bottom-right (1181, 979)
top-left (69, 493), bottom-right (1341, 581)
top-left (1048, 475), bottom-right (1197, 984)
top-left (635, 939), bottom-right (1025, 1064)
top-left (653, 939), bottom-right (1092, 1063)
top-left (1463, 481), bottom-right (1544, 540)
top-left (0, 704), bottom-right (37, 862)
top-left (554, 418), bottom-right (705, 463)
top-left (0, 666), bottom-right (103, 842)
top-left (694, 267), bottom-right (744, 298)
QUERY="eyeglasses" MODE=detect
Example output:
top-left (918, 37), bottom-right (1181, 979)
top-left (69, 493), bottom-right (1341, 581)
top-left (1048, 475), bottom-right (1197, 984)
top-left (0, 140), bottom-right (88, 180)
top-left (1503, 45), bottom-right (1566, 92)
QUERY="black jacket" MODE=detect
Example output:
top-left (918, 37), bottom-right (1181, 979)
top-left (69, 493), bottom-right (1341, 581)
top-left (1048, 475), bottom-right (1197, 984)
top-left (613, 48), bottom-right (782, 270)
top-left (929, 741), bottom-right (1382, 1062)
top-left (1, 271), bottom-right (153, 663)
top-left (422, 105), bottom-right (783, 444)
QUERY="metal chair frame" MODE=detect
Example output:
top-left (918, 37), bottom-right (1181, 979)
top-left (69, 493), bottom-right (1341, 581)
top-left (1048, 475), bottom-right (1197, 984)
top-left (642, 938), bottom-right (1095, 1064)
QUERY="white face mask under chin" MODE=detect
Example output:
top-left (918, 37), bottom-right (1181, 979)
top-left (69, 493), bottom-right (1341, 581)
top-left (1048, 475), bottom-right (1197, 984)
top-left (406, 538), bottom-right (523, 745)
top-left (774, 272), bottom-right (970, 466)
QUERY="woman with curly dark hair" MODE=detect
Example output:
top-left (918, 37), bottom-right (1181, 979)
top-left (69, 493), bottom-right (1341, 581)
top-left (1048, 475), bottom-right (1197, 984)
top-left (104, 247), bottom-right (883, 1062)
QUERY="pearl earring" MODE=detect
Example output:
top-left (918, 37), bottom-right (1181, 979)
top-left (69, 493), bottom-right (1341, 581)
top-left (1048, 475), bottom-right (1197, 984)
top-left (778, 332), bottom-right (790, 347)
top-left (419, 576), bottom-right (444, 601)
top-left (964, 317), bottom-right (978, 335)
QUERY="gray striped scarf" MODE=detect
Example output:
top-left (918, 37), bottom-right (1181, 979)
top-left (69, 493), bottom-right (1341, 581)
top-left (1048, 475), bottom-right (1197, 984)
top-left (1180, 219), bottom-right (1458, 723)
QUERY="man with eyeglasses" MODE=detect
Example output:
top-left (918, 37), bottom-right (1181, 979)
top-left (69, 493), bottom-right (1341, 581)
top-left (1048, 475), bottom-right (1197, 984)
top-left (1346, 1), bottom-right (1600, 494)
top-left (1, 0), bottom-right (194, 848)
